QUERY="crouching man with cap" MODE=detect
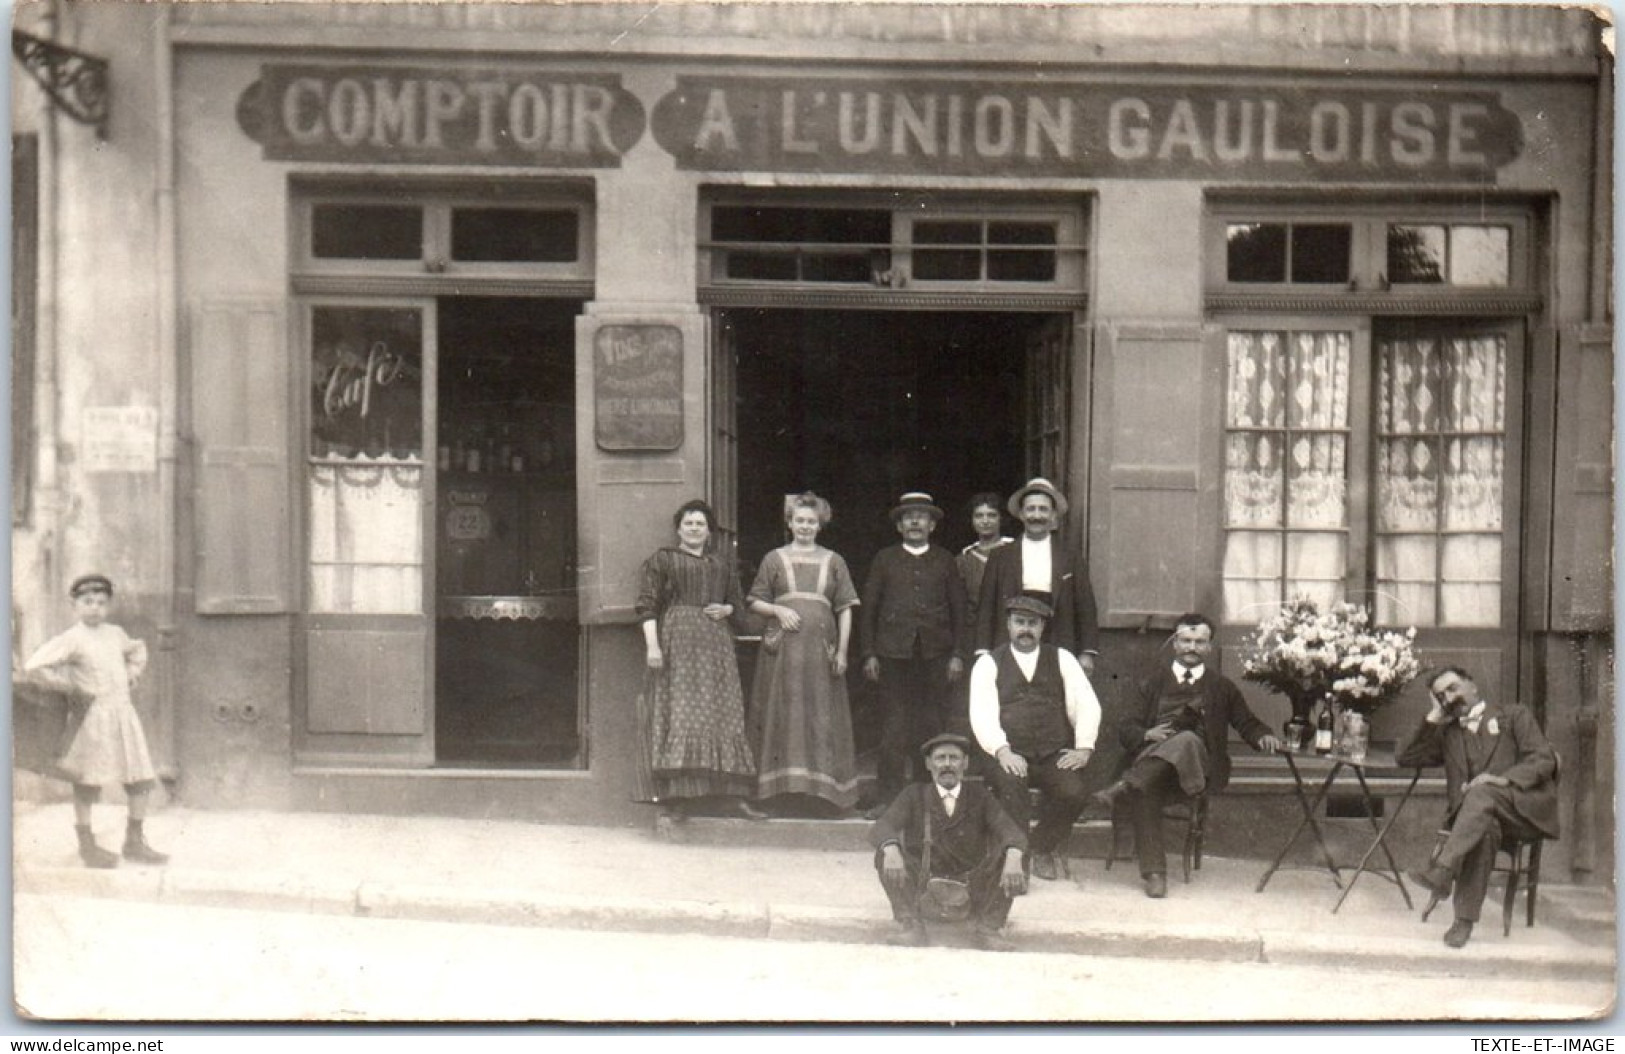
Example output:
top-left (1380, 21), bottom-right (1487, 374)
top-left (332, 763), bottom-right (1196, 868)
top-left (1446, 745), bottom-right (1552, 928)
top-left (870, 732), bottom-right (1028, 950)
top-left (969, 594), bottom-right (1101, 882)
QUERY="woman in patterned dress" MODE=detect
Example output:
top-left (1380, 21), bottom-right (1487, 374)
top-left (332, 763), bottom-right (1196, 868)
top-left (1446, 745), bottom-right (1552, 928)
top-left (746, 492), bottom-right (861, 814)
top-left (22, 574), bottom-right (168, 869)
top-left (634, 500), bottom-right (764, 825)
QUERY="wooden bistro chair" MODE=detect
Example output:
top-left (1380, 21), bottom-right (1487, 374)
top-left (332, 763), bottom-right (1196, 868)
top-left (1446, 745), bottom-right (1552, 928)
top-left (1103, 790), bottom-right (1208, 884)
top-left (1419, 755), bottom-right (1558, 937)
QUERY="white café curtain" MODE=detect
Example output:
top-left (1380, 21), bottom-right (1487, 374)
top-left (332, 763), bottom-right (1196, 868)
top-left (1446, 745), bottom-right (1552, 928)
top-left (308, 456), bottom-right (424, 614)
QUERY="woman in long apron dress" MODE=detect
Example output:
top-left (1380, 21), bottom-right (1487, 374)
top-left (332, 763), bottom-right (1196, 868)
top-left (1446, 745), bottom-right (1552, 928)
top-left (633, 500), bottom-right (764, 825)
top-left (747, 492), bottom-right (861, 814)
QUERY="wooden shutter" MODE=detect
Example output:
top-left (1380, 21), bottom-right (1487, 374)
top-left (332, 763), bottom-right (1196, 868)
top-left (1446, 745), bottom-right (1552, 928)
top-left (11, 135), bottom-right (37, 527)
top-left (192, 301), bottom-right (291, 614)
top-left (1088, 322), bottom-right (1221, 627)
top-left (1550, 323), bottom-right (1614, 631)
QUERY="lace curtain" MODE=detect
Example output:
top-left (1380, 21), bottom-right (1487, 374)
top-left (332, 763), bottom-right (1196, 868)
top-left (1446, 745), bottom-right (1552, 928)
top-left (309, 456), bottom-right (424, 614)
top-left (1223, 331), bottom-right (1351, 621)
top-left (1375, 334), bottom-right (1505, 627)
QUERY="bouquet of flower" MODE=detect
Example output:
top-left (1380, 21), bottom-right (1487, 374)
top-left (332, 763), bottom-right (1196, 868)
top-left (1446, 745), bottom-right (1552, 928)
top-left (1240, 597), bottom-right (1422, 714)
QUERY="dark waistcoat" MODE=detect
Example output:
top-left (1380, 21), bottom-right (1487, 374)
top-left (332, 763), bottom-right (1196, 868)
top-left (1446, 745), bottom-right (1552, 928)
top-left (993, 644), bottom-right (1072, 757)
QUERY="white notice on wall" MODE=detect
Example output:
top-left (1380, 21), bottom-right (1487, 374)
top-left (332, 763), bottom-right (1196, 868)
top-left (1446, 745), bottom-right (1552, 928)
top-left (82, 406), bottom-right (158, 473)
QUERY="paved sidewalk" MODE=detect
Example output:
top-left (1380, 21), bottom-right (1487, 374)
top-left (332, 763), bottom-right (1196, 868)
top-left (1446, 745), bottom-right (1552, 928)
top-left (12, 801), bottom-right (1616, 987)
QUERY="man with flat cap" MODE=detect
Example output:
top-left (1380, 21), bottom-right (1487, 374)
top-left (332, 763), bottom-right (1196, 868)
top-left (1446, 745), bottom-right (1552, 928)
top-left (969, 594), bottom-right (1101, 881)
top-left (859, 491), bottom-right (971, 817)
top-left (870, 731), bottom-right (1028, 950)
top-left (974, 478), bottom-right (1100, 674)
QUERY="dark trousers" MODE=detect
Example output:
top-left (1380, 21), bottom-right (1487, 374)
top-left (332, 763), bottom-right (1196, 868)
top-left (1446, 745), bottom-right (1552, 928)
top-left (983, 749), bottom-right (1091, 855)
top-left (1122, 757), bottom-right (1183, 877)
top-left (875, 846), bottom-right (1015, 930)
top-left (875, 653), bottom-right (961, 802)
top-left (1438, 783), bottom-right (1545, 923)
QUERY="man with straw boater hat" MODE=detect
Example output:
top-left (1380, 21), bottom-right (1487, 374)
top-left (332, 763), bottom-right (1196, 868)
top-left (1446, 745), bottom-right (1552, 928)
top-left (859, 491), bottom-right (972, 818)
top-left (973, 477), bottom-right (1100, 675)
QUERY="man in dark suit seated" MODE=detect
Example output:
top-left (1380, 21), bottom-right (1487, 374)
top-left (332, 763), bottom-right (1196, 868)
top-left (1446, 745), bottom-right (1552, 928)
top-left (859, 491), bottom-right (971, 818)
top-left (1399, 665), bottom-right (1560, 949)
top-left (869, 732), bottom-right (1028, 950)
top-left (1093, 613), bottom-right (1280, 899)
top-left (974, 478), bottom-right (1099, 675)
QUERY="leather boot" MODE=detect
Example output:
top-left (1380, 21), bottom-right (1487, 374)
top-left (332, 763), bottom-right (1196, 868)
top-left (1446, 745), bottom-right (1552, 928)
top-left (122, 820), bottom-right (169, 865)
top-left (1091, 779), bottom-right (1134, 812)
top-left (75, 825), bottom-right (118, 869)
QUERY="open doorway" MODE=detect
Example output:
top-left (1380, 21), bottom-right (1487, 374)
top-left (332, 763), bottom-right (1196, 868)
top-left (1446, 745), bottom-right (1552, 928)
top-left (434, 296), bottom-right (581, 767)
top-left (727, 308), bottom-right (1067, 768)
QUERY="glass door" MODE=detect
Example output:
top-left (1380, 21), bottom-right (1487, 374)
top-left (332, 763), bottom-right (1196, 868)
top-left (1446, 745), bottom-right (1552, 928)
top-left (299, 300), bottom-right (435, 766)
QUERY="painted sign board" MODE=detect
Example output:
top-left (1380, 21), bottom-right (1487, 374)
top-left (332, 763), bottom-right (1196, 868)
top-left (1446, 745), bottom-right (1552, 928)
top-left (593, 326), bottom-right (683, 452)
top-left (237, 65), bottom-right (644, 167)
top-left (651, 77), bottom-right (1522, 182)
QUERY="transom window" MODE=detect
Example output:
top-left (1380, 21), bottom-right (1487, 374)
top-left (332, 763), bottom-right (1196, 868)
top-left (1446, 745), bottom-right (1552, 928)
top-left (294, 185), bottom-right (593, 280)
top-left (1208, 202), bottom-right (1530, 294)
top-left (701, 195), bottom-right (1086, 292)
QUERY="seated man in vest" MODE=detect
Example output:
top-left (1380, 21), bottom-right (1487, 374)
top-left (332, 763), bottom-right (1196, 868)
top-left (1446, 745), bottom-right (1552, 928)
top-left (1399, 665), bottom-right (1559, 949)
top-left (968, 594), bottom-right (1101, 881)
top-left (870, 732), bottom-right (1028, 950)
top-left (1092, 613), bottom-right (1280, 899)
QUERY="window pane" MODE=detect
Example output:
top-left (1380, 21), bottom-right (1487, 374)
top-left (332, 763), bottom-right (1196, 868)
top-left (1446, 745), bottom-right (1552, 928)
top-left (1440, 535), bottom-right (1501, 625)
top-left (1387, 224), bottom-right (1446, 283)
top-left (988, 250), bottom-right (1056, 281)
top-left (1223, 531), bottom-right (1281, 622)
top-left (1376, 437), bottom-right (1440, 532)
top-left (310, 306), bottom-right (424, 458)
top-left (914, 249), bottom-right (981, 280)
top-left (725, 252), bottom-right (798, 281)
top-left (915, 220), bottom-right (980, 245)
top-left (988, 221), bottom-right (1056, 246)
top-left (451, 208), bottom-right (578, 262)
top-left (1286, 434), bottom-right (1346, 528)
top-left (1290, 224), bottom-right (1351, 283)
top-left (1375, 536), bottom-right (1438, 626)
top-left (312, 204), bottom-right (422, 260)
top-left (1285, 533), bottom-right (1346, 608)
top-left (1227, 223), bottom-right (1286, 282)
top-left (1449, 226), bottom-right (1510, 286)
top-left (801, 252), bottom-right (873, 283)
top-left (712, 206), bottom-right (888, 244)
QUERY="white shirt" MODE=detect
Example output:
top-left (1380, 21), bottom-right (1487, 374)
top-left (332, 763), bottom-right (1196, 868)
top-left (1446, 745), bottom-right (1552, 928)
top-left (968, 645), bottom-right (1100, 756)
top-left (937, 783), bottom-right (960, 816)
top-left (1020, 535), bottom-right (1053, 594)
top-left (902, 542), bottom-right (930, 557)
top-left (1461, 701), bottom-right (1488, 734)
top-left (1172, 662), bottom-right (1205, 686)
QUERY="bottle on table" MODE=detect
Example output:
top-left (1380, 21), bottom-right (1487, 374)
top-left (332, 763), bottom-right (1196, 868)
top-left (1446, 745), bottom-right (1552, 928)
top-left (1314, 701), bottom-right (1334, 755)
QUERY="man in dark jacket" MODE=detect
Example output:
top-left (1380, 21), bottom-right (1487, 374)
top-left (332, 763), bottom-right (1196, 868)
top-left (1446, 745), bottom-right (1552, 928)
top-left (860, 491), bottom-right (971, 815)
top-left (1399, 666), bottom-right (1559, 949)
top-left (1093, 613), bottom-right (1279, 898)
top-left (974, 478), bottom-right (1099, 673)
top-left (870, 732), bottom-right (1028, 950)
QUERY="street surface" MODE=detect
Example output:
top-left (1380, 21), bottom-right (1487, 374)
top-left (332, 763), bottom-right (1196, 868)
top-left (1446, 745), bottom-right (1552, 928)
top-left (12, 894), bottom-right (1615, 1024)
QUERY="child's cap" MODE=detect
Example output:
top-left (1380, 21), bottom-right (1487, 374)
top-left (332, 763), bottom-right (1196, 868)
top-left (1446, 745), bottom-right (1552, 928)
top-left (69, 574), bottom-right (114, 599)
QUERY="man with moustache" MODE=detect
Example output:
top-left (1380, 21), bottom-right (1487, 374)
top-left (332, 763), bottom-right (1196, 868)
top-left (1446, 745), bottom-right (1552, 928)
top-left (1398, 666), bottom-right (1559, 949)
top-left (870, 732), bottom-right (1028, 950)
top-left (969, 594), bottom-right (1100, 882)
top-left (1092, 613), bottom-right (1280, 899)
top-left (974, 478), bottom-right (1099, 674)
top-left (859, 491), bottom-right (971, 818)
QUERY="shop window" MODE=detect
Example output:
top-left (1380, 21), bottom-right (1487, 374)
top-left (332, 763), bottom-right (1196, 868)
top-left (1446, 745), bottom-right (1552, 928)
top-left (1374, 333), bottom-right (1506, 626)
top-left (1223, 329), bottom-right (1354, 617)
top-left (702, 195), bottom-right (1085, 293)
top-left (307, 305), bottom-right (425, 615)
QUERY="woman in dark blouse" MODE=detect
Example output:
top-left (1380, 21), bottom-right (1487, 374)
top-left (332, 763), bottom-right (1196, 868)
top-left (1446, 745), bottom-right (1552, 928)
top-left (634, 499), bottom-right (764, 825)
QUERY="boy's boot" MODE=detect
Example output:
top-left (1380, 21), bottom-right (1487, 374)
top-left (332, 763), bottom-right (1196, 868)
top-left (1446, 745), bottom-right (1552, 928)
top-left (75, 825), bottom-right (119, 869)
top-left (122, 819), bottom-right (169, 865)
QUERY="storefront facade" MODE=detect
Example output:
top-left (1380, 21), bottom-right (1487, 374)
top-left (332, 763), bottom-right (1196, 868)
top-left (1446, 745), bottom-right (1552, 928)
top-left (11, 3), bottom-right (1613, 877)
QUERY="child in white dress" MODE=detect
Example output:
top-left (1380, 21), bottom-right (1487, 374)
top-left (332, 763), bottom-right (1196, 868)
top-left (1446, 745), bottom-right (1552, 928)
top-left (23, 574), bottom-right (167, 868)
